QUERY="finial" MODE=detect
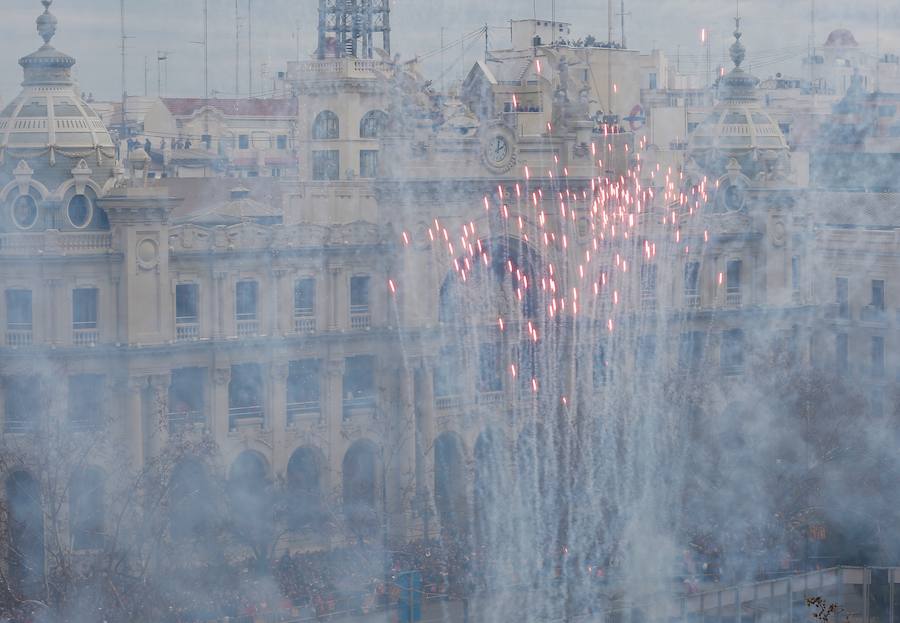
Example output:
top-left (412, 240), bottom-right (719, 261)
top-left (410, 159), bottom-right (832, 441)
top-left (37, 0), bottom-right (58, 45)
top-left (729, 16), bottom-right (745, 68)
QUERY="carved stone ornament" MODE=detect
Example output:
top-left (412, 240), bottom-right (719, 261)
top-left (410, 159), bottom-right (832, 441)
top-left (71, 159), bottom-right (92, 195)
top-left (13, 160), bottom-right (34, 196)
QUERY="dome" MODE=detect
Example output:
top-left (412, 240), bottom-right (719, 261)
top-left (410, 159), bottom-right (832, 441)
top-left (686, 17), bottom-right (789, 177)
top-left (824, 29), bottom-right (858, 48)
top-left (0, 0), bottom-right (115, 163)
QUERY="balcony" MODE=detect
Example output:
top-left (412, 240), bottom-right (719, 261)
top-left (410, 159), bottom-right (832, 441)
top-left (236, 318), bottom-right (259, 337)
top-left (73, 327), bottom-right (99, 346)
top-left (721, 364), bottom-right (744, 377)
top-left (69, 418), bottom-right (103, 433)
top-left (343, 395), bottom-right (375, 417)
top-left (294, 311), bottom-right (316, 333)
top-left (167, 410), bottom-right (205, 432)
top-left (4, 418), bottom-right (36, 434)
top-left (683, 293), bottom-right (701, 308)
top-left (725, 291), bottom-right (742, 307)
top-left (477, 391), bottom-right (504, 405)
top-left (824, 303), bottom-right (851, 320)
top-left (6, 325), bottom-right (32, 347)
top-left (860, 305), bottom-right (888, 324)
top-left (435, 395), bottom-right (463, 411)
top-left (640, 294), bottom-right (657, 310)
top-left (350, 305), bottom-right (371, 330)
top-left (287, 400), bottom-right (321, 425)
top-left (229, 405), bottom-right (264, 430)
top-left (176, 322), bottom-right (199, 341)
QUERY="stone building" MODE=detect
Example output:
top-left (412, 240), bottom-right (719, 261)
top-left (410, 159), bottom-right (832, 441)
top-left (0, 0), bottom-right (899, 595)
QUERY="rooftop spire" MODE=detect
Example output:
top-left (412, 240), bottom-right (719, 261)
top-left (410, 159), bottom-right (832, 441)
top-left (37, 0), bottom-right (57, 45)
top-left (729, 15), bottom-right (745, 68)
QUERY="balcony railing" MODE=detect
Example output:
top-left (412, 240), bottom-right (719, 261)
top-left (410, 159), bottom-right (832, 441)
top-left (69, 418), bottom-right (103, 432)
top-left (176, 322), bottom-right (200, 341)
top-left (860, 305), bottom-right (888, 323)
top-left (824, 303), bottom-right (851, 320)
top-left (343, 395), bottom-right (375, 417)
top-left (294, 312), bottom-right (316, 332)
top-left (350, 305), bottom-right (371, 330)
top-left (73, 328), bottom-right (99, 346)
top-left (725, 291), bottom-right (742, 307)
top-left (640, 293), bottom-right (657, 309)
top-left (229, 405), bottom-right (264, 430)
top-left (167, 410), bottom-right (205, 432)
top-left (6, 326), bottom-right (32, 346)
top-left (684, 293), bottom-right (701, 308)
top-left (287, 400), bottom-right (321, 424)
top-left (4, 418), bottom-right (36, 434)
top-left (721, 363), bottom-right (744, 377)
top-left (236, 318), bottom-right (259, 337)
top-left (477, 391), bottom-right (504, 405)
top-left (435, 395), bottom-right (463, 410)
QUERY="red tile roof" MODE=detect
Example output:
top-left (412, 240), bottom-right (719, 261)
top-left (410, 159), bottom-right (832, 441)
top-left (162, 98), bottom-right (298, 118)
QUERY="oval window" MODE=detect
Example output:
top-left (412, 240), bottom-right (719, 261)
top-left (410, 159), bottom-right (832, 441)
top-left (11, 195), bottom-right (38, 230)
top-left (67, 194), bottom-right (92, 228)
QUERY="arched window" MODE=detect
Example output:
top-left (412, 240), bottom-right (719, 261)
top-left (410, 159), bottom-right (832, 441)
top-left (227, 451), bottom-right (273, 550)
top-left (342, 440), bottom-right (378, 535)
top-left (70, 468), bottom-right (105, 550)
top-left (434, 433), bottom-right (467, 537)
top-left (66, 194), bottom-right (92, 229)
top-left (6, 471), bottom-right (43, 591)
top-left (312, 111), bottom-right (340, 140)
top-left (169, 459), bottom-right (214, 540)
top-left (286, 447), bottom-right (323, 529)
top-left (359, 110), bottom-right (388, 139)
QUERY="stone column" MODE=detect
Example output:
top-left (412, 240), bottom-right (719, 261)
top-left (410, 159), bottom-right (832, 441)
top-left (211, 366), bottom-right (232, 447)
top-left (44, 278), bottom-right (61, 346)
top-left (270, 362), bottom-right (289, 470)
top-left (324, 358), bottom-right (345, 482)
top-left (387, 363), bottom-right (415, 543)
top-left (214, 271), bottom-right (228, 339)
top-left (415, 358), bottom-right (437, 500)
top-left (273, 269), bottom-right (289, 336)
top-left (146, 373), bottom-right (171, 458)
top-left (328, 267), bottom-right (341, 331)
top-left (127, 376), bottom-right (146, 471)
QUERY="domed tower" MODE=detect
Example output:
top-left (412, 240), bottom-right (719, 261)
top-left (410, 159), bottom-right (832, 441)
top-left (686, 18), bottom-right (790, 211)
top-left (0, 0), bottom-right (117, 233)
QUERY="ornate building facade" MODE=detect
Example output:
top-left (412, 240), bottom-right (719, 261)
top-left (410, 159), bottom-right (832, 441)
top-left (1, 0), bottom-right (899, 599)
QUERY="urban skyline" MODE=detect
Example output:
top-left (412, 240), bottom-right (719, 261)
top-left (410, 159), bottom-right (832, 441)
top-left (0, 0), bottom-right (896, 102)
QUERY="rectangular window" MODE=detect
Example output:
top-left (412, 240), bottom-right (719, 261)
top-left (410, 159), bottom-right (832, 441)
top-left (5, 289), bottom-right (33, 346)
top-left (649, 72), bottom-right (658, 90)
top-left (68, 374), bottom-right (104, 431)
top-left (721, 329), bottom-right (745, 375)
top-left (235, 280), bottom-right (258, 321)
top-left (72, 288), bottom-right (98, 329)
top-left (640, 264), bottom-right (657, 304)
top-left (593, 342), bottom-right (611, 387)
top-left (836, 333), bottom-right (849, 374)
top-left (287, 360), bottom-right (321, 420)
top-left (343, 355), bottom-right (375, 411)
top-left (636, 335), bottom-right (657, 372)
top-left (359, 149), bottom-right (379, 178)
top-left (871, 279), bottom-right (885, 311)
top-left (294, 278), bottom-right (315, 317)
top-left (276, 134), bottom-right (288, 150)
top-left (434, 346), bottom-right (463, 398)
top-left (679, 331), bottom-right (705, 370)
top-left (4, 376), bottom-right (41, 433)
top-left (168, 368), bottom-right (206, 429)
top-left (238, 134), bottom-right (250, 149)
top-left (836, 277), bottom-right (849, 318)
top-left (726, 260), bottom-right (742, 293)
top-left (175, 284), bottom-right (199, 323)
top-left (478, 342), bottom-right (502, 392)
top-left (872, 336), bottom-right (885, 378)
top-left (791, 256), bottom-right (800, 291)
top-left (6, 289), bottom-right (32, 329)
top-left (684, 262), bottom-right (700, 295)
top-left (201, 134), bottom-right (212, 149)
top-left (312, 150), bottom-right (340, 181)
top-left (229, 364), bottom-right (264, 426)
top-left (350, 276), bottom-right (370, 313)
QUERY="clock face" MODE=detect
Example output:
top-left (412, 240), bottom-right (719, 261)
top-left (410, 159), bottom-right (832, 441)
top-left (483, 130), bottom-right (517, 173)
top-left (488, 135), bottom-right (509, 163)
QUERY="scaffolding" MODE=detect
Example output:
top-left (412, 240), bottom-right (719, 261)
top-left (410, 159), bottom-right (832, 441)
top-left (317, 0), bottom-right (391, 60)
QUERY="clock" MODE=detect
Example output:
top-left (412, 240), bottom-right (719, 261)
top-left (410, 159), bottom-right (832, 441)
top-left (482, 127), bottom-right (517, 174)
